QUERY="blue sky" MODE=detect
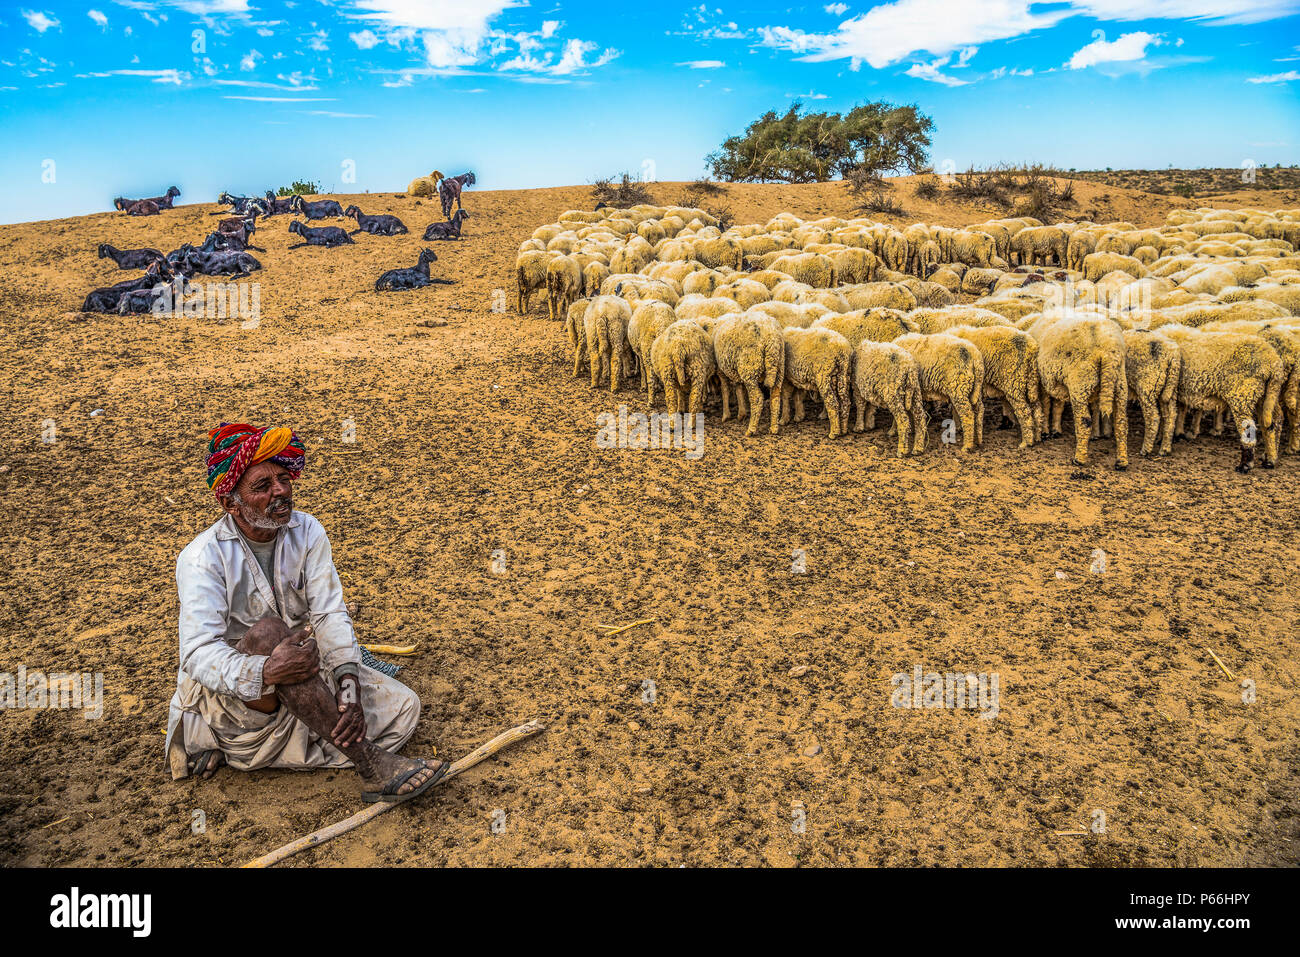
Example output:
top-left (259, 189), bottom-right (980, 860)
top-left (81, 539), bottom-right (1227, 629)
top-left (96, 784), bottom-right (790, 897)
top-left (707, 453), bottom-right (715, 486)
top-left (1, 0), bottom-right (1298, 224)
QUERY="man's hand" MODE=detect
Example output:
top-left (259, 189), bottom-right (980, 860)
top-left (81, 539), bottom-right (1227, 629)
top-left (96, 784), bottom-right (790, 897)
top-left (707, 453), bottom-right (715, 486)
top-left (332, 675), bottom-right (366, 748)
top-left (261, 624), bottom-right (319, 686)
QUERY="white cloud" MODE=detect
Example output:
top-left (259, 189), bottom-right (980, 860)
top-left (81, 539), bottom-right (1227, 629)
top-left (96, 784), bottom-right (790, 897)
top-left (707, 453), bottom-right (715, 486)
top-left (825, 2), bottom-right (849, 14)
top-left (88, 10), bottom-right (108, 28)
top-left (759, 0), bottom-right (1069, 69)
top-left (500, 38), bottom-right (619, 75)
top-left (165, 1), bottom-right (250, 15)
top-left (84, 68), bottom-right (191, 84)
top-left (786, 90), bottom-right (829, 98)
top-left (905, 53), bottom-right (973, 85)
top-left (758, 0), bottom-right (1300, 70)
top-left (677, 59), bottom-right (725, 68)
top-left (239, 49), bottom-right (262, 71)
top-left (350, 28), bottom-right (380, 49)
top-left (223, 95), bottom-right (334, 101)
top-left (1247, 69), bottom-right (1300, 82)
top-left (22, 10), bottom-right (60, 32)
top-left (1071, 1), bottom-right (1299, 27)
top-left (347, 0), bottom-right (520, 67)
top-left (1067, 30), bottom-right (1162, 69)
top-left (216, 78), bottom-right (319, 90)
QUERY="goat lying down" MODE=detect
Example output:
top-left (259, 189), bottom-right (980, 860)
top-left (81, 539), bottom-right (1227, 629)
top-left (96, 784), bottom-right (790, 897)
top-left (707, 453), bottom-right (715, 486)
top-left (375, 249), bottom-right (455, 291)
top-left (288, 220), bottom-right (354, 249)
top-left (98, 243), bottom-right (164, 269)
top-left (345, 205), bottom-right (408, 236)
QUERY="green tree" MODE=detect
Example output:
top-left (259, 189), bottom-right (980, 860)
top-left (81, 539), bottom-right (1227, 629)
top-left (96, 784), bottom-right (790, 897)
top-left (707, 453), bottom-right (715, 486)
top-left (706, 101), bottom-right (934, 184)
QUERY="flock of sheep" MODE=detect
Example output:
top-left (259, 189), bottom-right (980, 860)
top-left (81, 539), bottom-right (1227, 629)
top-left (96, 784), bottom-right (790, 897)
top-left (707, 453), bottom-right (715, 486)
top-left (516, 201), bottom-right (1300, 473)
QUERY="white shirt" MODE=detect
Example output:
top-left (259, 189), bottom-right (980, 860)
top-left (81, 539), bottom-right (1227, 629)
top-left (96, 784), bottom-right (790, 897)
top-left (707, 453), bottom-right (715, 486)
top-left (171, 510), bottom-right (361, 705)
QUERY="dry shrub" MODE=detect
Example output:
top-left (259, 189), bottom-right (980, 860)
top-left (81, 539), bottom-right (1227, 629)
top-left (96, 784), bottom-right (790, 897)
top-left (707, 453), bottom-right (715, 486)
top-left (591, 172), bottom-right (654, 208)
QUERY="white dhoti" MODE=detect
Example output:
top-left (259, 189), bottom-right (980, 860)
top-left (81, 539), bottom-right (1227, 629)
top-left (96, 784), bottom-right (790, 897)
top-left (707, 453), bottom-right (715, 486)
top-left (167, 664), bottom-right (420, 780)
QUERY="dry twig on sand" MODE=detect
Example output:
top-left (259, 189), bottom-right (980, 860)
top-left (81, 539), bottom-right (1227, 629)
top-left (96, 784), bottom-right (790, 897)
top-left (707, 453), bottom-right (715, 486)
top-left (241, 719), bottom-right (546, 868)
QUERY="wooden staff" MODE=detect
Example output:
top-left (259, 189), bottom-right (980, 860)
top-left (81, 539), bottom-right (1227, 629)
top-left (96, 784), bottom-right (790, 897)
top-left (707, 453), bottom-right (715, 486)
top-left (241, 719), bottom-right (545, 868)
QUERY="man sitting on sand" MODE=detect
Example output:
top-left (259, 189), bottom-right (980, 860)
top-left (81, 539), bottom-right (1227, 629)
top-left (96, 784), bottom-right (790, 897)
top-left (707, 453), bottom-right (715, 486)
top-left (165, 422), bottom-right (448, 803)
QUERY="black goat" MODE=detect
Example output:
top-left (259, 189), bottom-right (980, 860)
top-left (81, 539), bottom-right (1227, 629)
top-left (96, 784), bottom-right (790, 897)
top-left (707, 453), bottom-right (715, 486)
top-left (290, 195), bottom-right (345, 219)
top-left (98, 243), bottom-right (164, 269)
top-left (116, 273), bottom-right (189, 315)
top-left (199, 230), bottom-right (256, 253)
top-left (114, 186), bottom-right (180, 212)
top-left (215, 208), bottom-right (265, 250)
top-left (81, 261), bottom-right (174, 312)
top-left (422, 209), bottom-right (471, 241)
top-left (375, 249), bottom-right (454, 292)
top-left (438, 172), bottom-right (475, 218)
top-left (344, 205), bottom-right (408, 236)
top-left (262, 191), bottom-right (295, 216)
top-left (211, 192), bottom-right (263, 216)
top-left (169, 246), bottom-right (261, 277)
top-left (288, 220), bottom-right (355, 249)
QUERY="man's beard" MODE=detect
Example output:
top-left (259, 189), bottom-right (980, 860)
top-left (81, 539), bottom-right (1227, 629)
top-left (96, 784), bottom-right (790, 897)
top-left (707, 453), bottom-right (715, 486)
top-left (233, 492), bottom-right (292, 530)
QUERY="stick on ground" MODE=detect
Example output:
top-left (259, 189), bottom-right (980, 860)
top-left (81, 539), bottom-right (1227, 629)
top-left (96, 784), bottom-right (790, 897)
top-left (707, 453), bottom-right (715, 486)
top-left (241, 719), bottom-right (545, 868)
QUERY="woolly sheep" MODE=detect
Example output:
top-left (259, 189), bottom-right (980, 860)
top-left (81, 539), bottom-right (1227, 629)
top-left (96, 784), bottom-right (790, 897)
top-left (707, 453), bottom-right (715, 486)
top-left (714, 278), bottom-right (772, 310)
top-left (769, 252), bottom-right (836, 289)
top-left (566, 299), bottom-right (592, 378)
top-left (516, 249), bottom-right (558, 312)
top-left (1010, 225), bottom-right (1069, 267)
top-left (693, 236), bottom-right (744, 271)
top-left (546, 255), bottom-right (584, 321)
top-left (628, 300), bottom-right (679, 403)
top-left (650, 319), bottom-right (717, 414)
top-left (1083, 252), bottom-right (1146, 283)
top-left (1159, 324), bottom-right (1283, 471)
top-left (842, 282), bottom-right (917, 312)
top-left (406, 170), bottom-right (444, 198)
top-left (1107, 329), bottom-right (1182, 457)
top-left (711, 313), bottom-right (786, 435)
top-left (898, 277), bottom-right (954, 308)
top-left (780, 327), bottom-right (853, 438)
top-left (961, 267), bottom-right (1004, 297)
top-left (1202, 319), bottom-right (1300, 454)
top-left (893, 333), bottom-right (986, 453)
top-left (1035, 317), bottom-right (1130, 469)
top-left (948, 324), bottom-right (1043, 448)
top-left (672, 294), bottom-right (742, 323)
top-left (583, 295), bottom-right (636, 392)
top-left (951, 230), bottom-right (999, 269)
top-left (681, 268), bottom-right (726, 297)
top-left (583, 261), bottom-right (611, 298)
top-left (852, 341), bottom-right (927, 454)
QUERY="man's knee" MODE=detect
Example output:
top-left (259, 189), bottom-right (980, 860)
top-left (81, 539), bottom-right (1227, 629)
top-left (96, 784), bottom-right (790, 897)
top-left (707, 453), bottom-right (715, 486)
top-left (235, 616), bottom-right (291, 656)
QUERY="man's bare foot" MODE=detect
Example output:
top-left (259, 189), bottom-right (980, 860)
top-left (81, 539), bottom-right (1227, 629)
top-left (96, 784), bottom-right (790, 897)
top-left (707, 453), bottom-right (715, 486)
top-left (189, 750), bottom-right (226, 779)
top-left (359, 752), bottom-right (448, 801)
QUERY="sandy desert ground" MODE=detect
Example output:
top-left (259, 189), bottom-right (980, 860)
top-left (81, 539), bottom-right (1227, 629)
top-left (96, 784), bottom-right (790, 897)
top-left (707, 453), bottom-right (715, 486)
top-left (0, 176), bottom-right (1297, 867)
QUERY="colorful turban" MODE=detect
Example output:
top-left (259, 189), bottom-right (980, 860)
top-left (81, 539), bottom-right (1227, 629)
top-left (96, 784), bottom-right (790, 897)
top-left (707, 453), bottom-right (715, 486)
top-left (205, 423), bottom-right (306, 498)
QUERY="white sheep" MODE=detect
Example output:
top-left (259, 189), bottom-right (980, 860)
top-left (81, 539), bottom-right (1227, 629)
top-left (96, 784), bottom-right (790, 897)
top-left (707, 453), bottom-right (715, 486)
top-left (894, 333), bottom-right (986, 453)
top-left (712, 313), bottom-right (786, 435)
top-left (852, 341), bottom-right (927, 455)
